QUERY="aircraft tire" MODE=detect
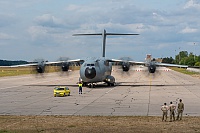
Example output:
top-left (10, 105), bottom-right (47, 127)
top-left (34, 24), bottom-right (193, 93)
top-left (92, 84), bottom-right (95, 88)
top-left (89, 84), bottom-right (92, 88)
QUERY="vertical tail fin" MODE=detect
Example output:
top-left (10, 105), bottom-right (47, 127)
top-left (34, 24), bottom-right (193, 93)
top-left (145, 54), bottom-right (152, 61)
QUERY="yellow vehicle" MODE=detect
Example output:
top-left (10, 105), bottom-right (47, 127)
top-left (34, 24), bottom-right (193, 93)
top-left (54, 86), bottom-right (70, 97)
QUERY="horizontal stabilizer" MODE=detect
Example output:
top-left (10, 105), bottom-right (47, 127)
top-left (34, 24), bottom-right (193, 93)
top-left (73, 33), bottom-right (102, 36)
top-left (73, 29), bottom-right (139, 57)
top-left (73, 33), bottom-right (139, 36)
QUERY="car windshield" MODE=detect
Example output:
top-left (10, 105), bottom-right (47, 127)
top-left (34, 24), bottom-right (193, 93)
top-left (56, 87), bottom-right (64, 90)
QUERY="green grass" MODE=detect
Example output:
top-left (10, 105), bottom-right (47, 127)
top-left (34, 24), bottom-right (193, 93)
top-left (0, 67), bottom-right (32, 77)
top-left (0, 116), bottom-right (200, 133)
top-left (169, 67), bottom-right (199, 75)
top-left (0, 66), bottom-right (80, 77)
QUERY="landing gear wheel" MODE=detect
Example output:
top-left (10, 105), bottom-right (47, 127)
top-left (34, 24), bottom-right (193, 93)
top-left (92, 84), bottom-right (95, 88)
top-left (88, 83), bottom-right (96, 88)
top-left (89, 84), bottom-right (92, 88)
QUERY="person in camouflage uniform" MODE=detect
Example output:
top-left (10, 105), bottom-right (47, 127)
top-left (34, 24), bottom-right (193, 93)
top-left (176, 99), bottom-right (184, 120)
top-left (161, 103), bottom-right (169, 122)
top-left (169, 101), bottom-right (176, 122)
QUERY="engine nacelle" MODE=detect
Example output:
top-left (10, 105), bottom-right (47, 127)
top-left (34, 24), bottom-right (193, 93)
top-left (122, 62), bottom-right (130, 71)
top-left (148, 65), bottom-right (156, 73)
top-left (61, 63), bottom-right (69, 71)
top-left (36, 65), bottom-right (45, 73)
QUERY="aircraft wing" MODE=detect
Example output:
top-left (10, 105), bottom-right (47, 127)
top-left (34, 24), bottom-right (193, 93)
top-left (155, 62), bottom-right (188, 68)
top-left (109, 59), bottom-right (146, 65)
top-left (45, 59), bottom-right (83, 64)
top-left (109, 59), bottom-right (188, 69)
top-left (4, 63), bottom-right (38, 67)
top-left (2, 59), bottom-right (83, 68)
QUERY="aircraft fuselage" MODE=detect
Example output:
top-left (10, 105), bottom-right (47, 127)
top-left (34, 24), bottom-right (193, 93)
top-left (147, 62), bottom-right (156, 73)
top-left (79, 57), bottom-right (114, 85)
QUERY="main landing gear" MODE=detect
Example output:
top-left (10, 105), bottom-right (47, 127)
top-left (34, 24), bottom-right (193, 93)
top-left (88, 83), bottom-right (96, 88)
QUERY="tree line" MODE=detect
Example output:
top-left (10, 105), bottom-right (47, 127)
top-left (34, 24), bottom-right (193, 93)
top-left (162, 51), bottom-right (200, 67)
top-left (0, 60), bottom-right (28, 66)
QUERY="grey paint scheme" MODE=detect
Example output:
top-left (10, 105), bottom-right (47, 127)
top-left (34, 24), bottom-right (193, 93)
top-left (79, 57), bottom-right (112, 83)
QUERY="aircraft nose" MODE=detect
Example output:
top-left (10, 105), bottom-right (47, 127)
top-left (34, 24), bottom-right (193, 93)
top-left (85, 67), bottom-right (96, 79)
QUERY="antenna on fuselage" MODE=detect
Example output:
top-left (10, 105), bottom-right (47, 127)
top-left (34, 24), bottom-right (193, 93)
top-left (73, 29), bottom-right (139, 57)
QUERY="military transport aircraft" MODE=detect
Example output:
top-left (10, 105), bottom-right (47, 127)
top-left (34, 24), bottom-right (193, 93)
top-left (69, 29), bottom-right (140, 87)
top-left (9, 29), bottom-right (188, 88)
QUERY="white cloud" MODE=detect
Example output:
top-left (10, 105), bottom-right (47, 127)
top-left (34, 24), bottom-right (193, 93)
top-left (152, 12), bottom-right (165, 21)
top-left (184, 0), bottom-right (200, 9)
top-left (35, 14), bottom-right (65, 28)
top-left (1, 0), bottom-right (200, 60)
top-left (28, 26), bottom-right (48, 40)
top-left (65, 4), bottom-right (81, 11)
top-left (0, 33), bottom-right (14, 40)
top-left (179, 26), bottom-right (198, 33)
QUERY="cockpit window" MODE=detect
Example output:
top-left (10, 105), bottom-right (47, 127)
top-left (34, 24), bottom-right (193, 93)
top-left (86, 64), bottom-right (95, 66)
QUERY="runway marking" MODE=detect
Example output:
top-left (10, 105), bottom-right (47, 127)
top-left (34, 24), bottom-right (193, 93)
top-left (147, 75), bottom-right (152, 116)
top-left (105, 87), bottom-right (115, 94)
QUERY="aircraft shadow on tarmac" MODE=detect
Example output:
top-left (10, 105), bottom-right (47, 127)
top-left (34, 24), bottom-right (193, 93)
top-left (116, 82), bottom-right (195, 87)
top-left (25, 82), bottom-right (195, 88)
top-left (25, 84), bottom-right (115, 89)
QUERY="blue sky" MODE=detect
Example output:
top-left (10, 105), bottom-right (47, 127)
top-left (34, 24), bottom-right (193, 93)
top-left (0, 0), bottom-right (200, 61)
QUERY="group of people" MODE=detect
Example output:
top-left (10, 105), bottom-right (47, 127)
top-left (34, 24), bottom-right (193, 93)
top-left (161, 99), bottom-right (184, 122)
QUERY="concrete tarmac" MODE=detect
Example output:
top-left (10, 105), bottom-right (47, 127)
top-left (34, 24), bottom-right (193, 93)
top-left (0, 67), bottom-right (200, 116)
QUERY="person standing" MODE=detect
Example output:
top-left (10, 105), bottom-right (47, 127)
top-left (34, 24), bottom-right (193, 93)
top-left (177, 99), bottom-right (184, 120)
top-left (169, 101), bottom-right (176, 122)
top-left (161, 103), bottom-right (169, 122)
top-left (78, 82), bottom-right (83, 94)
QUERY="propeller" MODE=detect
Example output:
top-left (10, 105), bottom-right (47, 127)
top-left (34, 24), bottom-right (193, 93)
top-left (30, 58), bottom-right (49, 77)
top-left (117, 57), bottom-right (133, 76)
top-left (141, 62), bottom-right (162, 79)
top-left (56, 57), bottom-right (71, 76)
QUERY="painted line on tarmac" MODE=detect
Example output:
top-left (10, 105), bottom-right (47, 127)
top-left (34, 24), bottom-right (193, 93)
top-left (105, 87), bottom-right (115, 94)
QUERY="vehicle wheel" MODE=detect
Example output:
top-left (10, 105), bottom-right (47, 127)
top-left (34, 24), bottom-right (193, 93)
top-left (68, 92), bottom-right (70, 96)
top-left (54, 95), bottom-right (56, 97)
top-left (64, 93), bottom-right (66, 97)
